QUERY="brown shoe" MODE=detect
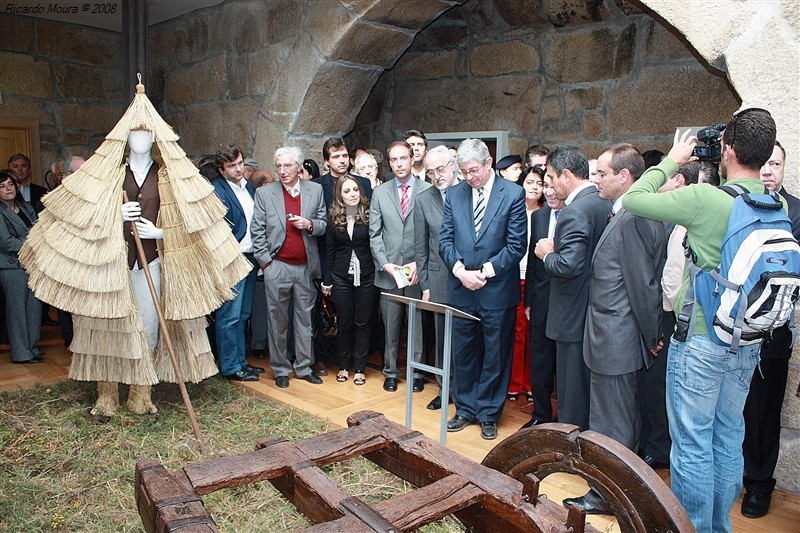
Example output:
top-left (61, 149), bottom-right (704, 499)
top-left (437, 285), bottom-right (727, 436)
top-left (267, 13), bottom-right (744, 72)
top-left (311, 362), bottom-right (328, 376)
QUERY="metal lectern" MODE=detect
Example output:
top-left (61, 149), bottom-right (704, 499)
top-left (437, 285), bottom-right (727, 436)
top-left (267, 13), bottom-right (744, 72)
top-left (382, 292), bottom-right (480, 444)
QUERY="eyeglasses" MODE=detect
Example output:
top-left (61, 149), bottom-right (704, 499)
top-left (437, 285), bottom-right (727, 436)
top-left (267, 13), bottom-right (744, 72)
top-left (729, 108), bottom-right (771, 149)
top-left (461, 160), bottom-right (487, 178)
top-left (425, 160), bottom-right (453, 179)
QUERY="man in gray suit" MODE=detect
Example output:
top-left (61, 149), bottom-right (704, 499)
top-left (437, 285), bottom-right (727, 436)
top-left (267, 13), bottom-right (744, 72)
top-left (414, 145), bottom-right (459, 410)
top-left (370, 140), bottom-right (432, 392)
top-left (251, 146), bottom-right (328, 388)
top-left (534, 146), bottom-right (610, 430)
top-left (564, 144), bottom-right (666, 515)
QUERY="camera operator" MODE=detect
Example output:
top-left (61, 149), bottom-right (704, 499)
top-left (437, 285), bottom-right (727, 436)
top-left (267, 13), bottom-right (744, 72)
top-left (622, 109), bottom-right (779, 533)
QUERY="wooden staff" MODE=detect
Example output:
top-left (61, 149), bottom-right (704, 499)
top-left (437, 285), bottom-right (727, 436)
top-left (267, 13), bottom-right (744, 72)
top-left (124, 192), bottom-right (208, 454)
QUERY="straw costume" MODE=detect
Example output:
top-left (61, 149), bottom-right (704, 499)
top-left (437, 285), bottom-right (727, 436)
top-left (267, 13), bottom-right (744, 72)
top-left (20, 80), bottom-right (252, 415)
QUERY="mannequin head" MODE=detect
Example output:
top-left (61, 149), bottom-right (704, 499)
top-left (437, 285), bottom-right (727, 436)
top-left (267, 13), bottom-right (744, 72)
top-left (128, 130), bottom-right (155, 156)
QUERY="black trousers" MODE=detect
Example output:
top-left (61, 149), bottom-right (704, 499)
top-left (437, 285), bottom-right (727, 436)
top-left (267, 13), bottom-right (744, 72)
top-left (528, 316), bottom-right (557, 423)
top-left (743, 355), bottom-right (789, 493)
top-left (638, 310), bottom-right (673, 463)
top-left (332, 279), bottom-right (377, 372)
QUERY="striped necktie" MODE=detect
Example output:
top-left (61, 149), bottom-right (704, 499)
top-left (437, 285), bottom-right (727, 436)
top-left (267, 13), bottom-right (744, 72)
top-left (400, 184), bottom-right (410, 219)
top-left (474, 187), bottom-right (485, 233)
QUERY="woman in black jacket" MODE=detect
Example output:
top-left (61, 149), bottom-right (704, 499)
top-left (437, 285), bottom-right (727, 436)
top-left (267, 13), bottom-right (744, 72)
top-left (321, 177), bottom-right (375, 385)
top-left (0, 170), bottom-right (42, 363)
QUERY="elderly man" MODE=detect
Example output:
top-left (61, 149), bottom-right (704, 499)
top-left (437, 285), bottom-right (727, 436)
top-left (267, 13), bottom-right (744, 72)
top-left (439, 139), bottom-right (527, 440)
top-left (8, 153), bottom-right (46, 213)
top-left (564, 144), bottom-right (666, 515)
top-left (370, 140), bottom-right (431, 392)
top-left (252, 146), bottom-right (327, 388)
top-left (413, 145), bottom-right (459, 410)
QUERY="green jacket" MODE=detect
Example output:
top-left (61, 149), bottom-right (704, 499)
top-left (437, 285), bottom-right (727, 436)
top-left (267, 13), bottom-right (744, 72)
top-left (622, 158), bottom-right (786, 335)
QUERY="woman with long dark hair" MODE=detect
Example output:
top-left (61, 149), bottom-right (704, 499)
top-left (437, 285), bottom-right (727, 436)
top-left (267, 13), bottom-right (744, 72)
top-left (0, 170), bottom-right (43, 363)
top-left (321, 177), bottom-right (376, 386)
top-left (507, 166), bottom-right (545, 401)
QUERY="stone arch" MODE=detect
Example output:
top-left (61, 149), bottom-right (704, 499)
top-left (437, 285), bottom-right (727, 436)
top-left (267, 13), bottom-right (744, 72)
top-left (255, 0), bottom-right (797, 185)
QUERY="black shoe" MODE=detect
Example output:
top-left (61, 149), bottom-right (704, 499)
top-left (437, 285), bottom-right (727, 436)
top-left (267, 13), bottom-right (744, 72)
top-left (562, 495), bottom-right (612, 515)
top-left (311, 362), bottom-right (328, 376)
top-left (480, 421), bottom-right (497, 440)
top-left (252, 349), bottom-right (267, 359)
top-left (275, 376), bottom-right (289, 388)
top-left (302, 372), bottom-right (323, 385)
top-left (426, 396), bottom-right (442, 410)
top-left (224, 369), bottom-right (259, 381)
top-left (13, 356), bottom-right (44, 364)
top-left (521, 418), bottom-right (541, 430)
top-left (243, 364), bottom-right (265, 374)
top-left (741, 490), bottom-right (771, 519)
top-left (446, 415), bottom-right (473, 432)
top-left (383, 378), bottom-right (398, 392)
top-left (412, 378), bottom-right (424, 392)
top-left (639, 453), bottom-right (669, 470)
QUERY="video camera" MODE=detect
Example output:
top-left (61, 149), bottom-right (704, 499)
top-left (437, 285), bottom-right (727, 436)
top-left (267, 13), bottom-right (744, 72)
top-left (692, 123), bottom-right (727, 163)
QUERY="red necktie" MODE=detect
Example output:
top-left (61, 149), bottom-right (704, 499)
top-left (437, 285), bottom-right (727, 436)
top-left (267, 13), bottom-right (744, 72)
top-left (400, 184), bottom-right (410, 219)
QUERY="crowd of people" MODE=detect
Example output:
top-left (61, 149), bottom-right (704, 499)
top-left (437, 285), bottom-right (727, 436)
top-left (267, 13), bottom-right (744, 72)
top-left (1, 110), bottom-right (797, 532)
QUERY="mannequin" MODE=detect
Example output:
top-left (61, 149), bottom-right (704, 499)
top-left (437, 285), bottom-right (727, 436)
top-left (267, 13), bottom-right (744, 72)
top-left (97, 130), bottom-right (166, 415)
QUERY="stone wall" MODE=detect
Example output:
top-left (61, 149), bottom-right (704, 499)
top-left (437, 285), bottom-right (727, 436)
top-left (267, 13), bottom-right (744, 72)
top-left (348, 0), bottom-right (741, 160)
top-left (0, 15), bottom-right (122, 177)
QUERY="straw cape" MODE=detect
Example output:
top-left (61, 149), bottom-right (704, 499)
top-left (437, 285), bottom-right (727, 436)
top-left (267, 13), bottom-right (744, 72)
top-left (20, 80), bottom-right (252, 385)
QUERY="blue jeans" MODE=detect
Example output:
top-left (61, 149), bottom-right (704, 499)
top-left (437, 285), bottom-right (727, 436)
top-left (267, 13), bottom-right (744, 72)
top-left (666, 334), bottom-right (760, 533)
top-left (216, 265), bottom-right (256, 376)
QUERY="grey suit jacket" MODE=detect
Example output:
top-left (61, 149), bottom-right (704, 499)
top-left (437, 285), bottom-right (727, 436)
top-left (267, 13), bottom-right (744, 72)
top-left (584, 208), bottom-right (666, 374)
top-left (251, 180), bottom-right (327, 278)
top-left (545, 185), bottom-right (611, 342)
top-left (0, 200), bottom-right (37, 269)
top-left (370, 176), bottom-right (432, 290)
top-left (413, 185), bottom-right (448, 303)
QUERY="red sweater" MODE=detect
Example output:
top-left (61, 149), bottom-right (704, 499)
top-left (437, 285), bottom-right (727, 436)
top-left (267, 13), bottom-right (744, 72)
top-left (274, 187), bottom-right (307, 264)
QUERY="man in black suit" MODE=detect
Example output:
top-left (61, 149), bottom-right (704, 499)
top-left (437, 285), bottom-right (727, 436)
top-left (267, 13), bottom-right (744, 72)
top-left (311, 137), bottom-right (373, 375)
top-left (9, 153), bottom-right (46, 213)
top-left (741, 140), bottom-right (799, 519)
top-left (534, 146), bottom-right (610, 430)
top-left (522, 168), bottom-right (562, 428)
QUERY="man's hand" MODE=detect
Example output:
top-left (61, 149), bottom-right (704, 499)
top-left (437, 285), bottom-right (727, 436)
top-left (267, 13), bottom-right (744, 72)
top-left (287, 214), bottom-right (311, 231)
top-left (122, 201), bottom-right (141, 222)
top-left (524, 306), bottom-right (530, 320)
top-left (534, 238), bottom-right (554, 260)
top-left (421, 291), bottom-right (431, 302)
top-left (403, 262), bottom-right (418, 286)
top-left (650, 339), bottom-right (665, 357)
top-left (134, 217), bottom-right (164, 240)
top-left (456, 268), bottom-right (486, 291)
top-left (667, 129), bottom-right (698, 167)
top-left (383, 263), bottom-right (401, 277)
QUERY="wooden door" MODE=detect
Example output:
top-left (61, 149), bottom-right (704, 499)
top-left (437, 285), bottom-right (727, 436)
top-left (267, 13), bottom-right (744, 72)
top-left (0, 116), bottom-right (42, 186)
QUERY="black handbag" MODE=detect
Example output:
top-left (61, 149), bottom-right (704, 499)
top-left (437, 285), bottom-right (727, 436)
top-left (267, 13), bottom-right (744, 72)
top-left (313, 281), bottom-right (339, 338)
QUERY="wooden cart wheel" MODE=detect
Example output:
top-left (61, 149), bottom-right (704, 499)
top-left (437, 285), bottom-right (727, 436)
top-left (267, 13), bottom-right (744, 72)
top-left (481, 423), bottom-right (695, 533)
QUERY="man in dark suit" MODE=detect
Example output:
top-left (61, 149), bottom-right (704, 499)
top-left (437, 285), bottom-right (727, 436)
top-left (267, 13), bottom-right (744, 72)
top-left (741, 140), bottom-right (799, 518)
top-left (370, 140), bottom-right (431, 392)
top-left (522, 168), bottom-right (563, 428)
top-left (311, 137), bottom-right (373, 375)
top-left (9, 153), bottom-right (46, 213)
top-left (252, 146), bottom-right (327, 388)
top-left (564, 144), bottom-right (666, 515)
top-left (534, 146), bottom-right (610, 430)
top-left (212, 144), bottom-right (264, 382)
top-left (414, 145), bottom-right (459, 410)
top-left (439, 138), bottom-right (527, 440)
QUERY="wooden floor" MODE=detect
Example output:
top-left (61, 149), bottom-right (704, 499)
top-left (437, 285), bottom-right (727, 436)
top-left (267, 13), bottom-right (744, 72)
top-left (2, 322), bottom-right (799, 532)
